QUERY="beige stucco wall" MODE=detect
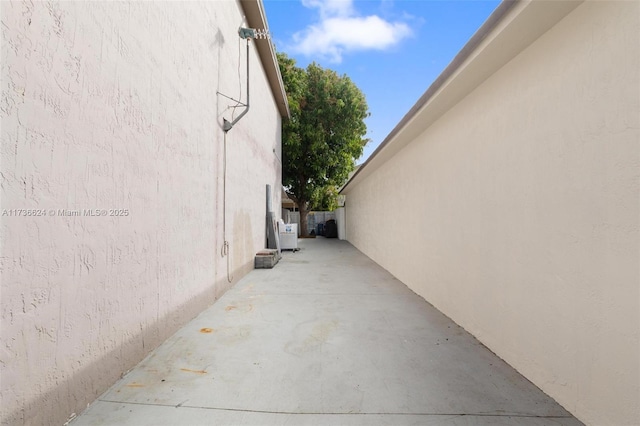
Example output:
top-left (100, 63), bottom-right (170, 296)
top-left (344, 2), bottom-right (639, 425)
top-left (1, 1), bottom-right (281, 425)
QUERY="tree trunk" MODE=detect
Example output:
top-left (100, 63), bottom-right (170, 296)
top-left (298, 201), bottom-right (309, 237)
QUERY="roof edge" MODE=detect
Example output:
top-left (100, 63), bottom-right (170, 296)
top-left (239, 0), bottom-right (290, 118)
top-left (341, 0), bottom-right (583, 194)
top-left (341, 0), bottom-right (517, 193)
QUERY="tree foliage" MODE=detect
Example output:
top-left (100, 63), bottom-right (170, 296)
top-left (309, 185), bottom-right (339, 212)
top-left (277, 52), bottom-right (369, 235)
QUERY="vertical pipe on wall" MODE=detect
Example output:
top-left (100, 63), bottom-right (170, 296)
top-left (223, 39), bottom-right (250, 133)
top-left (266, 184), bottom-right (272, 247)
top-left (221, 131), bottom-right (233, 283)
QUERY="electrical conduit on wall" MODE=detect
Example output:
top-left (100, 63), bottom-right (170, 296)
top-left (221, 130), bottom-right (233, 283)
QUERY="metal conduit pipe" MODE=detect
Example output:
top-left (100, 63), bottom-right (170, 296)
top-left (223, 36), bottom-right (251, 132)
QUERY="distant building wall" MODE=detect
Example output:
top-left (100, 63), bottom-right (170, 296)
top-left (0, 1), bottom-right (282, 424)
top-left (343, 2), bottom-right (638, 425)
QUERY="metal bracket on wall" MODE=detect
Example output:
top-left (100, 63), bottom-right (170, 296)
top-left (217, 27), bottom-right (270, 133)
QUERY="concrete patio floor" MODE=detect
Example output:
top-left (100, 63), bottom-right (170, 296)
top-left (72, 238), bottom-right (583, 426)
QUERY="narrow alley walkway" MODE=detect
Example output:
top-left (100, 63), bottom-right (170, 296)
top-left (72, 238), bottom-right (582, 425)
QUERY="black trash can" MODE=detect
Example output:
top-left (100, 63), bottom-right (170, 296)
top-left (324, 219), bottom-right (337, 238)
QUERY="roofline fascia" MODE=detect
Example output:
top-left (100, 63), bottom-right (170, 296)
top-left (341, 0), bottom-right (518, 193)
top-left (239, 0), bottom-right (290, 119)
top-left (340, 0), bottom-right (583, 194)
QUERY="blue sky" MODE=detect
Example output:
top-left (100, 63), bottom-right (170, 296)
top-left (262, 0), bottom-right (501, 162)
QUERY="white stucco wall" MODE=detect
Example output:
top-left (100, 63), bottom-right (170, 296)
top-left (343, 2), bottom-right (639, 425)
top-left (1, 1), bottom-right (282, 425)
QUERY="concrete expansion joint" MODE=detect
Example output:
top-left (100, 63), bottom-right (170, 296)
top-left (97, 399), bottom-right (572, 418)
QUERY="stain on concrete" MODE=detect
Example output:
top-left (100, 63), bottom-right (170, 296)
top-left (285, 319), bottom-right (339, 356)
top-left (180, 368), bottom-right (207, 375)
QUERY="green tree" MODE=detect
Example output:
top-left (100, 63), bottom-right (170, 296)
top-left (309, 185), bottom-right (339, 212)
top-left (277, 52), bottom-right (369, 236)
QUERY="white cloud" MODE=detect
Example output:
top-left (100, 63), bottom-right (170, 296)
top-left (289, 1), bottom-right (412, 63)
top-left (301, 0), bottom-right (354, 18)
